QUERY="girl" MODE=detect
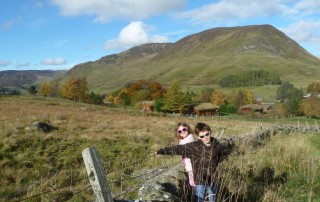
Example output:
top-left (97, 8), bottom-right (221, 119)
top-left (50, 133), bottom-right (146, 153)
top-left (175, 122), bottom-right (195, 187)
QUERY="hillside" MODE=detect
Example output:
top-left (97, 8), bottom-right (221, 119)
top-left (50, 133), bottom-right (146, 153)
top-left (58, 24), bottom-right (320, 94)
top-left (0, 70), bottom-right (66, 91)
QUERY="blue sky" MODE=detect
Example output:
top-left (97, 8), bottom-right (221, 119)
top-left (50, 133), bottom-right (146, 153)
top-left (1, 0), bottom-right (320, 71)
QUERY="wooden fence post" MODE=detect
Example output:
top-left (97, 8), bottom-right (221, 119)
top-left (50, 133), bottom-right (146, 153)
top-left (316, 121), bottom-right (320, 132)
top-left (82, 147), bottom-right (114, 202)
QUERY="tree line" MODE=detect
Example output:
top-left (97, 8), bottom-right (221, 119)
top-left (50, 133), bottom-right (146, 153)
top-left (0, 87), bottom-right (21, 95)
top-left (219, 70), bottom-right (281, 87)
top-left (28, 77), bottom-right (320, 117)
top-left (106, 80), bottom-right (257, 114)
top-left (28, 77), bottom-right (105, 105)
top-left (276, 81), bottom-right (320, 117)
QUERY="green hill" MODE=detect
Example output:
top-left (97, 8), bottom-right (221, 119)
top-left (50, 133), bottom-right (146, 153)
top-left (58, 24), bottom-right (320, 93)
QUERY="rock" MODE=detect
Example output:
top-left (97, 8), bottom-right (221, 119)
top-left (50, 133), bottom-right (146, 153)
top-left (28, 121), bottom-right (58, 133)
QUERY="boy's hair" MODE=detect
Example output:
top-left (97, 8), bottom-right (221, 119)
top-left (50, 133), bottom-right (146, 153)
top-left (174, 122), bottom-right (193, 140)
top-left (194, 122), bottom-right (211, 136)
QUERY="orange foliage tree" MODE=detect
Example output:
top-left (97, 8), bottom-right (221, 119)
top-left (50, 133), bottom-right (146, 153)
top-left (111, 80), bottom-right (165, 105)
top-left (307, 82), bottom-right (320, 96)
top-left (211, 90), bottom-right (226, 106)
top-left (301, 97), bottom-right (320, 117)
top-left (38, 81), bottom-right (54, 97)
top-left (60, 77), bottom-right (88, 101)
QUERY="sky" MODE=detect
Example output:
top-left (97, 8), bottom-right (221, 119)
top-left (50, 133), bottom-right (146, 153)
top-left (0, 0), bottom-right (320, 71)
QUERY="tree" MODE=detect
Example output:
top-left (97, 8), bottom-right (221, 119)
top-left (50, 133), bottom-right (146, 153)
top-left (29, 85), bottom-right (37, 95)
top-left (162, 80), bottom-right (185, 112)
top-left (276, 81), bottom-right (294, 101)
top-left (219, 104), bottom-right (237, 114)
top-left (219, 70), bottom-right (281, 87)
top-left (131, 89), bottom-right (150, 103)
top-left (38, 82), bottom-right (54, 97)
top-left (235, 89), bottom-right (246, 108)
top-left (88, 92), bottom-right (105, 105)
top-left (301, 97), bottom-right (320, 117)
top-left (185, 89), bottom-right (196, 105)
top-left (307, 82), bottom-right (320, 96)
top-left (199, 88), bottom-right (214, 102)
top-left (211, 90), bottom-right (226, 106)
top-left (245, 91), bottom-right (255, 104)
top-left (286, 88), bottom-right (303, 115)
top-left (154, 96), bottom-right (164, 112)
top-left (60, 77), bottom-right (88, 101)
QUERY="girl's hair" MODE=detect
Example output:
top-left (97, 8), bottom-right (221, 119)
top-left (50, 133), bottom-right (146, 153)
top-left (174, 122), bottom-right (193, 140)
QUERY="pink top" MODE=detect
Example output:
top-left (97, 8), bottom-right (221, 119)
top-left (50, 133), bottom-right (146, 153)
top-left (179, 134), bottom-right (194, 172)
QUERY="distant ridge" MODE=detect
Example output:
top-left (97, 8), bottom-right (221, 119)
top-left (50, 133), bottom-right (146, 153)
top-left (0, 70), bottom-right (66, 90)
top-left (10, 25), bottom-right (320, 93)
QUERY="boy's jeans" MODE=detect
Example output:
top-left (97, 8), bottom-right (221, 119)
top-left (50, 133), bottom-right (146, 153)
top-left (194, 183), bottom-right (217, 202)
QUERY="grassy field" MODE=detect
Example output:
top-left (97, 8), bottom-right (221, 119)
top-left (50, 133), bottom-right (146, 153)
top-left (0, 96), bottom-right (319, 201)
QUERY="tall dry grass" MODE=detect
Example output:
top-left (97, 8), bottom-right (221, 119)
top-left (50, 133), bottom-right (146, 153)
top-left (0, 96), bottom-right (319, 201)
top-left (217, 132), bottom-right (320, 201)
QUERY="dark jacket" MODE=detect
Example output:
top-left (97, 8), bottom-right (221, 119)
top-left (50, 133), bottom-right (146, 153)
top-left (157, 137), bottom-right (233, 185)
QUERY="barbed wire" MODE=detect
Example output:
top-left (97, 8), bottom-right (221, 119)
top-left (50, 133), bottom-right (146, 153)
top-left (17, 184), bottom-right (91, 202)
top-left (107, 163), bottom-right (177, 185)
top-left (113, 160), bottom-right (181, 199)
top-left (6, 170), bottom-right (89, 201)
top-left (105, 153), bottom-right (158, 175)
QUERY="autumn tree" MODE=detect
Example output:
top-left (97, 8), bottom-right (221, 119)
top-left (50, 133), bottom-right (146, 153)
top-left (131, 89), bottom-right (150, 103)
top-left (245, 91), bottom-right (255, 104)
top-left (110, 80), bottom-right (165, 106)
top-left (60, 77), bottom-right (88, 101)
top-left (38, 81), bottom-right (54, 97)
top-left (301, 97), bottom-right (320, 117)
top-left (150, 81), bottom-right (164, 100)
top-left (199, 88), bottom-right (214, 102)
top-left (307, 82), bottom-right (320, 96)
top-left (211, 90), bottom-right (226, 106)
top-left (162, 80), bottom-right (185, 112)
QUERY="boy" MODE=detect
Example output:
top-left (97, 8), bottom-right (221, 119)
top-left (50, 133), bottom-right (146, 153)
top-left (156, 122), bottom-right (234, 202)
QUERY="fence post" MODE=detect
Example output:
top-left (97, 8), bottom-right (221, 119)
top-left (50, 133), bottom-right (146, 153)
top-left (315, 121), bottom-right (320, 132)
top-left (82, 147), bottom-right (114, 202)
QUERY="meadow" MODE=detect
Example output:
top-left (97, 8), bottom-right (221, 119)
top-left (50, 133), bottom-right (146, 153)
top-left (0, 96), bottom-right (319, 201)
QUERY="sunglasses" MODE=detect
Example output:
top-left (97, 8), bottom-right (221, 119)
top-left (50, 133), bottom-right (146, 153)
top-left (199, 133), bottom-right (210, 139)
top-left (177, 128), bottom-right (188, 134)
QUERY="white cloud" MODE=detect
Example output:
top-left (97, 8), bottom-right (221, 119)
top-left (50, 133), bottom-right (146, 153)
top-left (50, 0), bottom-right (185, 23)
top-left (0, 60), bottom-right (11, 67)
top-left (34, 1), bottom-right (44, 9)
top-left (16, 62), bottom-right (30, 68)
top-left (174, 0), bottom-right (289, 23)
top-left (41, 57), bottom-right (67, 65)
top-left (280, 20), bottom-right (320, 57)
top-left (294, 0), bottom-right (320, 14)
top-left (104, 21), bottom-right (168, 51)
top-left (280, 20), bottom-right (320, 44)
top-left (0, 20), bottom-right (14, 30)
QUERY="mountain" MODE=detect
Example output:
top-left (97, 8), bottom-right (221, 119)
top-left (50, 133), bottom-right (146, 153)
top-left (0, 70), bottom-right (66, 91)
top-left (57, 24), bottom-right (320, 93)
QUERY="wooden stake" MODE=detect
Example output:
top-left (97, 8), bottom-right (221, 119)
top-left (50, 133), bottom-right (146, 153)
top-left (82, 147), bottom-right (114, 202)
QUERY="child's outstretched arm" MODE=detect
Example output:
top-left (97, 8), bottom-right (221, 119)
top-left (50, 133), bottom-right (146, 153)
top-left (156, 144), bottom-right (186, 156)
